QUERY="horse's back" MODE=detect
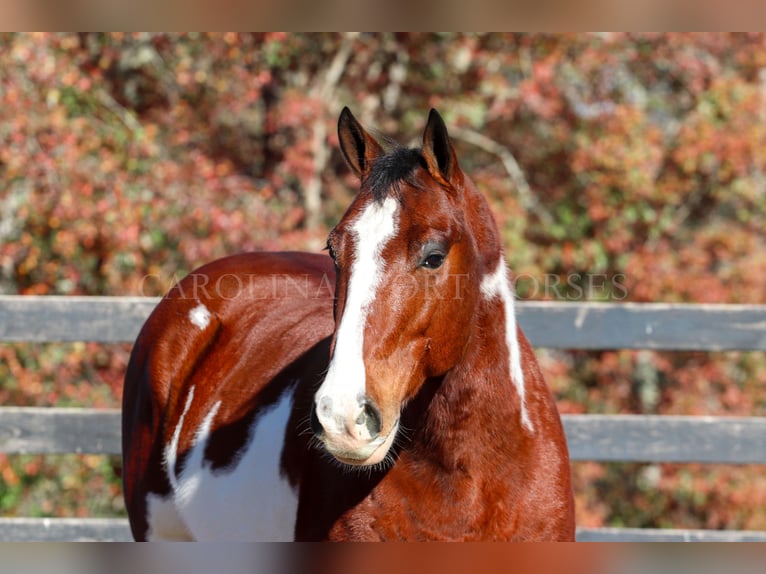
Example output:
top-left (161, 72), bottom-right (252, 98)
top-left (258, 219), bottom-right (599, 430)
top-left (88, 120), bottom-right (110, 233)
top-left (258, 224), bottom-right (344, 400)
top-left (122, 251), bottom-right (335, 540)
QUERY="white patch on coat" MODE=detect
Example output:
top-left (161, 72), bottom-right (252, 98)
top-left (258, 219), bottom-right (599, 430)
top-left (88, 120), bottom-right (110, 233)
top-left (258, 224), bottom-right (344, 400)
top-left (314, 196), bottom-right (399, 434)
top-left (165, 386), bottom-right (196, 490)
top-left (189, 303), bottom-right (212, 330)
top-left (480, 257), bottom-right (533, 432)
top-left (145, 492), bottom-right (192, 541)
top-left (147, 385), bottom-right (299, 541)
top-left (145, 387), bottom-right (196, 541)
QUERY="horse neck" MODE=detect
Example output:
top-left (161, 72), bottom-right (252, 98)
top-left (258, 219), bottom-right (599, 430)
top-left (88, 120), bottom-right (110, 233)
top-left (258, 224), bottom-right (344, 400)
top-left (404, 181), bottom-right (530, 468)
top-left (403, 294), bottom-right (527, 472)
top-left (460, 177), bottom-right (527, 424)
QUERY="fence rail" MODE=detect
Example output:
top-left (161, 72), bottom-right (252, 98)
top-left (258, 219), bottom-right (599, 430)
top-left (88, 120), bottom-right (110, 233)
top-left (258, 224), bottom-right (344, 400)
top-left (3, 407), bottom-right (766, 465)
top-left (1, 296), bottom-right (765, 542)
top-left (2, 295), bottom-right (765, 350)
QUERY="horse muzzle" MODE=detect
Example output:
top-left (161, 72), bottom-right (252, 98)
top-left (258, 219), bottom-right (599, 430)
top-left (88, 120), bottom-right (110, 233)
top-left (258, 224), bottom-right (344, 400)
top-left (311, 396), bottom-right (397, 466)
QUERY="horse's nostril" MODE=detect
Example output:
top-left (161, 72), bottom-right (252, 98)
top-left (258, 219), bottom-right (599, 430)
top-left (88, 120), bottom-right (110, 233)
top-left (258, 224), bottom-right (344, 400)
top-left (359, 401), bottom-right (382, 438)
top-left (318, 395), bottom-right (333, 416)
top-left (310, 404), bottom-right (323, 437)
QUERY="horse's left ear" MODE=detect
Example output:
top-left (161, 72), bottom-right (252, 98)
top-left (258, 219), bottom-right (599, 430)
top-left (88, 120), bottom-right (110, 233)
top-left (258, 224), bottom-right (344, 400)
top-left (338, 107), bottom-right (385, 179)
top-left (422, 109), bottom-right (461, 187)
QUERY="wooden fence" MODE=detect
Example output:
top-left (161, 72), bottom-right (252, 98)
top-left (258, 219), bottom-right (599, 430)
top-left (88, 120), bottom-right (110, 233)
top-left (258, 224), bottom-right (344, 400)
top-left (1, 295), bottom-right (765, 542)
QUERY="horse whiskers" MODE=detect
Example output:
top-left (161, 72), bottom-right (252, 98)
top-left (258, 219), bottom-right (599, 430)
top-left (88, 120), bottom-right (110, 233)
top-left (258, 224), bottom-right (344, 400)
top-left (297, 424), bottom-right (315, 438)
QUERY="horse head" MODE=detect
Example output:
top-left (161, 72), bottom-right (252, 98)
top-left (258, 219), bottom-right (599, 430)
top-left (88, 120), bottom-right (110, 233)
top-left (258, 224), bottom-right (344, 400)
top-left (312, 108), bottom-right (502, 466)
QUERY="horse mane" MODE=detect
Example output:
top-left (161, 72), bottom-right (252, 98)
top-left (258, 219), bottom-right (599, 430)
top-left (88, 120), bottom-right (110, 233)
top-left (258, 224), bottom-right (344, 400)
top-left (365, 145), bottom-right (425, 203)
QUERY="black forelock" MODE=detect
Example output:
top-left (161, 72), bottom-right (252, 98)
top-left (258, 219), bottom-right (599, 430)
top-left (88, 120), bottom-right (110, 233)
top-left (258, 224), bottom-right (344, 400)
top-left (364, 146), bottom-right (426, 202)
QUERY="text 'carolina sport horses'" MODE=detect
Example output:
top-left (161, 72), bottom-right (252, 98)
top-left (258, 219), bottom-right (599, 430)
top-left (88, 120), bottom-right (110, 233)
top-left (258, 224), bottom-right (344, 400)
top-left (122, 108), bottom-right (575, 541)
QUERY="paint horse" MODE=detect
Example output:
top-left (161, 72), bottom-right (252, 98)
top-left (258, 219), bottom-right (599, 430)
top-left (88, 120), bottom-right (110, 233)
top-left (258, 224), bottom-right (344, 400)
top-left (122, 108), bottom-right (575, 541)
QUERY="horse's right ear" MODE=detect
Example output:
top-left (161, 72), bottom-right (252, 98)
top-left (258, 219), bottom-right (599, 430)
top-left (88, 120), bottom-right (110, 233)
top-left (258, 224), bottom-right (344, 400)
top-left (338, 107), bottom-right (384, 179)
top-left (422, 108), bottom-right (461, 187)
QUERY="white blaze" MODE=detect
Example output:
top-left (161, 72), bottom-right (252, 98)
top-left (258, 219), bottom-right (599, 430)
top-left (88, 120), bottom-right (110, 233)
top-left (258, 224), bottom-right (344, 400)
top-left (315, 196), bottom-right (399, 433)
top-left (480, 258), bottom-right (533, 432)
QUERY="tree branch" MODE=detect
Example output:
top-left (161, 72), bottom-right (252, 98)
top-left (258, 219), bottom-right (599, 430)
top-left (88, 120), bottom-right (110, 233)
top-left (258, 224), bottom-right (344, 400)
top-left (449, 126), bottom-right (554, 227)
top-left (303, 33), bottom-right (359, 245)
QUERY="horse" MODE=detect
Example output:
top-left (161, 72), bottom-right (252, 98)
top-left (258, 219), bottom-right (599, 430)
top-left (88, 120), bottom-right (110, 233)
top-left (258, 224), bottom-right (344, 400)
top-left (121, 108), bottom-right (575, 541)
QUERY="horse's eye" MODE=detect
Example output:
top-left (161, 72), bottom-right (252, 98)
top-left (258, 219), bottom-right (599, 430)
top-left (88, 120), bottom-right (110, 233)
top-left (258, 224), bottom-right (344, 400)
top-left (325, 241), bottom-right (337, 262)
top-left (421, 251), bottom-right (446, 270)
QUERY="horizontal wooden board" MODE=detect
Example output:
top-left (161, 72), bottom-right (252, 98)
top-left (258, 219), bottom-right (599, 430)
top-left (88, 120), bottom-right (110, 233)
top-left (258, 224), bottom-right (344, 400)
top-left (2, 408), bottom-right (766, 465)
top-left (516, 301), bottom-right (766, 351)
top-left (0, 407), bottom-right (122, 455)
top-left (0, 295), bottom-right (158, 343)
top-left (0, 517), bottom-right (764, 542)
top-left (0, 517), bottom-right (132, 542)
top-left (563, 414), bottom-right (766, 464)
top-left (1, 296), bottom-right (765, 350)
top-left (576, 526), bottom-right (766, 542)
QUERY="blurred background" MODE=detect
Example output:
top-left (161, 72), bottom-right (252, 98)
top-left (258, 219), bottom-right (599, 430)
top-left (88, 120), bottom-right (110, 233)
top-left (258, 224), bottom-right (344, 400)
top-left (0, 32), bottom-right (765, 531)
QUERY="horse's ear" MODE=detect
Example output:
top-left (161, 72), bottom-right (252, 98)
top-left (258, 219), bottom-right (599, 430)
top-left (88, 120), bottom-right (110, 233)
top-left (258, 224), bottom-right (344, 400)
top-left (338, 107), bottom-right (384, 179)
top-left (422, 109), bottom-right (460, 186)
